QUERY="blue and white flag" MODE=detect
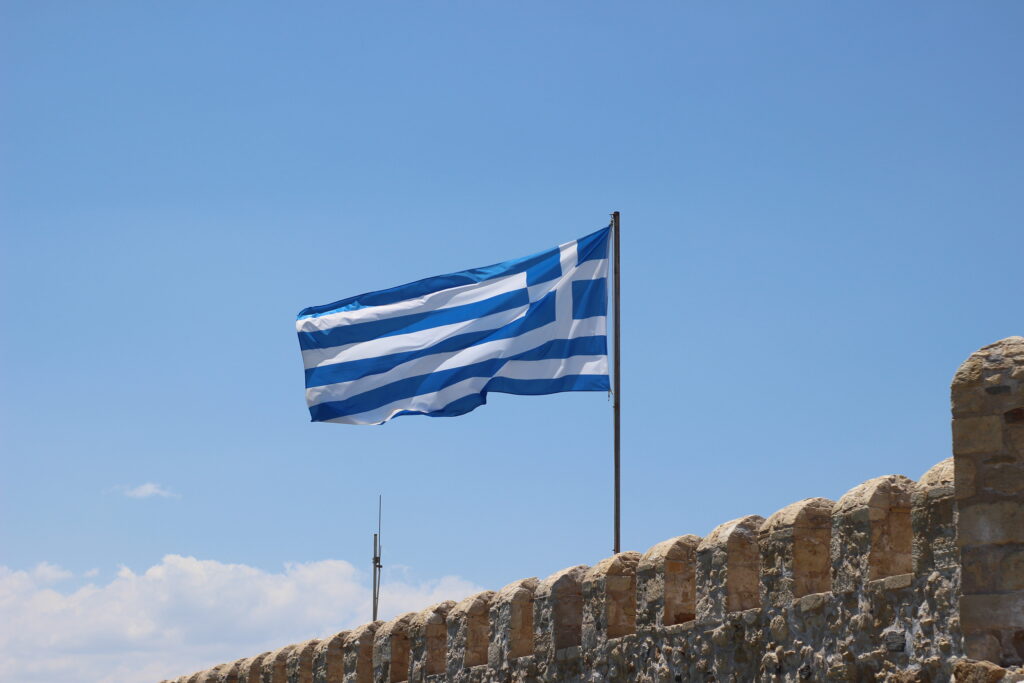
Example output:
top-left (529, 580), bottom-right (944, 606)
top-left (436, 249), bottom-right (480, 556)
top-left (296, 227), bottom-right (611, 425)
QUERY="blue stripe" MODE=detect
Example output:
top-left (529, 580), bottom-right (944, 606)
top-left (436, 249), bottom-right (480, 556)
top-left (304, 293), bottom-right (559, 388)
top-left (308, 335), bottom-right (606, 421)
top-left (416, 375), bottom-right (610, 417)
top-left (576, 226), bottom-right (610, 265)
top-left (298, 245), bottom-right (561, 320)
top-left (321, 374), bottom-right (610, 422)
top-left (298, 288), bottom-right (529, 351)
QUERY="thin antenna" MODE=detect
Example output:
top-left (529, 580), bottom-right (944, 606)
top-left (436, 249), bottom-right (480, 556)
top-left (372, 495), bottom-right (382, 621)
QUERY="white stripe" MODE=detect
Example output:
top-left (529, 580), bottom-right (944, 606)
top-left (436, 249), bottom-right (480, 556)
top-left (296, 271), bottom-right (527, 333)
top-left (496, 355), bottom-right (607, 380)
top-left (305, 311), bottom-right (604, 407)
top-left (301, 303), bottom-right (529, 370)
top-left (328, 353), bottom-right (606, 426)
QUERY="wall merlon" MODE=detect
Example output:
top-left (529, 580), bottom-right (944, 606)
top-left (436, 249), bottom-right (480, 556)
top-left (636, 534), bottom-right (699, 630)
top-left (445, 591), bottom-right (494, 679)
top-left (832, 474), bottom-right (914, 593)
top-left (265, 645), bottom-right (297, 683)
top-left (759, 497), bottom-right (833, 606)
top-left (408, 601), bottom-right (454, 681)
top-left (582, 551), bottom-right (640, 649)
top-left (488, 578), bottom-right (538, 668)
top-left (696, 514), bottom-right (764, 621)
top-left (342, 621), bottom-right (379, 683)
top-left (533, 565), bottom-right (587, 667)
top-left (285, 639), bottom-right (318, 683)
top-left (237, 653), bottom-right (269, 683)
top-left (311, 631), bottom-right (345, 683)
top-left (215, 658), bottom-right (243, 683)
top-left (374, 613), bottom-right (415, 683)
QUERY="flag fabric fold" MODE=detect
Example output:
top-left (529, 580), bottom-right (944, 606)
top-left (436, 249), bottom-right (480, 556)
top-left (296, 227), bottom-right (611, 425)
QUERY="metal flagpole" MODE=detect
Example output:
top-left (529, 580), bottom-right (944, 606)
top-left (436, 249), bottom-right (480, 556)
top-left (372, 495), bottom-right (382, 621)
top-left (612, 211), bottom-right (621, 554)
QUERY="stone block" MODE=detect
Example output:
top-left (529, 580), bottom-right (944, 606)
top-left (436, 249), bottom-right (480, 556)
top-left (961, 593), bottom-right (1024, 630)
top-left (954, 416), bottom-right (1006, 455)
top-left (959, 502), bottom-right (1024, 546)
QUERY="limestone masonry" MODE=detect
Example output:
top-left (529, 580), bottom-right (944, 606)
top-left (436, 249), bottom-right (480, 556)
top-left (164, 338), bottom-right (1024, 682)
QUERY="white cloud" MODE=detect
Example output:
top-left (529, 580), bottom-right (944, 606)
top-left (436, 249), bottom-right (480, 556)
top-left (121, 483), bottom-right (178, 499)
top-left (30, 561), bottom-right (73, 584)
top-left (0, 556), bottom-right (482, 683)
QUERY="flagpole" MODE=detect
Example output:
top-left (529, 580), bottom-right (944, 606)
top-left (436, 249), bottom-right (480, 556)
top-left (612, 211), bottom-right (621, 555)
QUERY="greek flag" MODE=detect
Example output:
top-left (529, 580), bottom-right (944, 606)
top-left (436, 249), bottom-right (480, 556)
top-left (296, 227), bottom-right (611, 425)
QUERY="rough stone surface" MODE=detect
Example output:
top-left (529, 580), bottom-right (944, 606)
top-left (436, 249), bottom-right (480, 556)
top-left (636, 535), bottom-right (700, 630)
top-left (446, 591), bottom-right (496, 680)
top-left (760, 497), bottom-right (834, 606)
top-left (261, 646), bottom-right (293, 683)
top-left (311, 631), bottom-right (346, 683)
top-left (488, 578), bottom-right (539, 670)
top-left (409, 601), bottom-right (455, 681)
top-left (696, 514), bottom-right (765, 622)
top-left (344, 622), bottom-right (379, 683)
top-left (286, 640), bottom-right (318, 683)
top-left (582, 552), bottom-right (641, 651)
top-left (374, 613), bottom-right (415, 683)
top-left (161, 338), bottom-right (1024, 682)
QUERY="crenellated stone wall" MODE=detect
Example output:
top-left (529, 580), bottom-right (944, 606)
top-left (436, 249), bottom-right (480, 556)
top-left (161, 337), bottom-right (1024, 682)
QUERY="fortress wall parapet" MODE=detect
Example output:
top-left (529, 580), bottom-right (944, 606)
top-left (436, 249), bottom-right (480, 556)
top-left (167, 338), bottom-right (1024, 682)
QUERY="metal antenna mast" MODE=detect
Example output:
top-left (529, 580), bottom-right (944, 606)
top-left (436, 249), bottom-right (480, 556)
top-left (372, 495), bottom-right (382, 621)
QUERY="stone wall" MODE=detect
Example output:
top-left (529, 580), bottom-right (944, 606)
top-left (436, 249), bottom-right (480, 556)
top-left (162, 337), bottom-right (1024, 683)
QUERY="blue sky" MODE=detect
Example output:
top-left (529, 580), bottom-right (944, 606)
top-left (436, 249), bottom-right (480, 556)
top-left (1, 2), bottom-right (1022, 680)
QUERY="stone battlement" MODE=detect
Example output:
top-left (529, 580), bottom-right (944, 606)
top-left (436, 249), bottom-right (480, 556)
top-left (163, 337), bottom-right (1024, 682)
